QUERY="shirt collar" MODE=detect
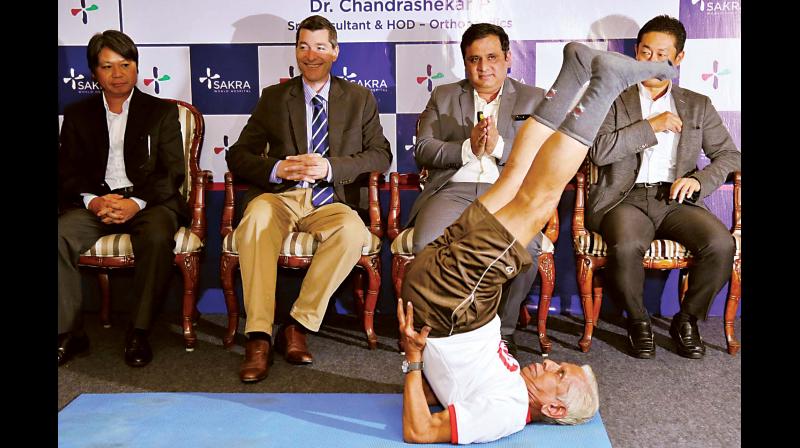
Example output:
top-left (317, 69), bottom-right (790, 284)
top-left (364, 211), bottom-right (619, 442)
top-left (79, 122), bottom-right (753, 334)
top-left (637, 80), bottom-right (672, 102)
top-left (473, 82), bottom-right (504, 106)
top-left (303, 76), bottom-right (332, 106)
top-left (102, 89), bottom-right (134, 115)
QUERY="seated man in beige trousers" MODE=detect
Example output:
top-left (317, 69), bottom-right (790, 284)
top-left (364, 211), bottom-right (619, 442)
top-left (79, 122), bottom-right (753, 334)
top-left (226, 15), bottom-right (391, 383)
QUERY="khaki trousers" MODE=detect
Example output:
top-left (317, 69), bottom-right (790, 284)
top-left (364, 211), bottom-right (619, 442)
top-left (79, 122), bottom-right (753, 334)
top-left (234, 189), bottom-right (367, 335)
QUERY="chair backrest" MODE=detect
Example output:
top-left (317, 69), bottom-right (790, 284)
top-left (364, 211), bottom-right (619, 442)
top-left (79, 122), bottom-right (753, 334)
top-left (164, 99), bottom-right (205, 203)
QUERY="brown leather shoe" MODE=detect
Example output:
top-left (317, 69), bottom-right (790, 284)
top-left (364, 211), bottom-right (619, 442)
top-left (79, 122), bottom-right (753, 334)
top-left (277, 324), bottom-right (313, 365)
top-left (239, 339), bottom-right (273, 383)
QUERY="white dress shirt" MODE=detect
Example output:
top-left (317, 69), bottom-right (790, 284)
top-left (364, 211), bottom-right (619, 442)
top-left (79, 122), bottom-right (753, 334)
top-left (82, 90), bottom-right (146, 210)
top-left (450, 85), bottom-right (505, 184)
top-left (635, 82), bottom-right (679, 184)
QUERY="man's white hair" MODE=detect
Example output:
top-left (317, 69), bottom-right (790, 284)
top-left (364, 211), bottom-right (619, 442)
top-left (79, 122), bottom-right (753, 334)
top-left (542, 364), bottom-right (600, 425)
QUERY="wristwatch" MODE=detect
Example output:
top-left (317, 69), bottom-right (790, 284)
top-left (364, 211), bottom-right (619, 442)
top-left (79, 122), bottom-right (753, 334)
top-left (401, 359), bottom-right (424, 374)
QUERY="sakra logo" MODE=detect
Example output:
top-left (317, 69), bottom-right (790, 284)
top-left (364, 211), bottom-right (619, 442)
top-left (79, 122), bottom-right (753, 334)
top-left (198, 67), bottom-right (252, 92)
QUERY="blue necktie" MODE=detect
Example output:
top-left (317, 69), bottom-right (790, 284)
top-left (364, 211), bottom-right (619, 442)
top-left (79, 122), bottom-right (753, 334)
top-left (310, 95), bottom-right (334, 207)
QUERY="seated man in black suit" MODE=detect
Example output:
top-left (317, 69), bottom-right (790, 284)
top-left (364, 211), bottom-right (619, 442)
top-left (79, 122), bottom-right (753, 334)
top-left (58, 30), bottom-right (187, 368)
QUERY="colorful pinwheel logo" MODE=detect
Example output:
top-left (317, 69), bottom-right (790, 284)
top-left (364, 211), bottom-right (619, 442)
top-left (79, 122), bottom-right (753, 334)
top-left (701, 60), bottom-right (731, 90)
top-left (416, 64), bottom-right (444, 92)
top-left (70, 0), bottom-right (98, 25)
top-left (143, 66), bottom-right (171, 94)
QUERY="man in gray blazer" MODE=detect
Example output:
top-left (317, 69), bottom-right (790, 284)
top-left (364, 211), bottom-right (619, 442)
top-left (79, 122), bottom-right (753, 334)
top-left (588, 15), bottom-right (740, 359)
top-left (407, 23), bottom-right (545, 356)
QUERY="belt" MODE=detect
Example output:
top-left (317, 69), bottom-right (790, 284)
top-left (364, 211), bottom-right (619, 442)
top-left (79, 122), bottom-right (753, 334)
top-left (634, 182), bottom-right (670, 188)
top-left (110, 186), bottom-right (135, 194)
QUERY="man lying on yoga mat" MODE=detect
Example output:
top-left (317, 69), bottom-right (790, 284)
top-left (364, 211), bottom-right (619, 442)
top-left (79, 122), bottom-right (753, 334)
top-left (398, 42), bottom-right (678, 444)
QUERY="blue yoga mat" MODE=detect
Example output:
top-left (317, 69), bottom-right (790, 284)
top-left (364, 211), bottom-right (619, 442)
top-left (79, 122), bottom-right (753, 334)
top-left (58, 393), bottom-right (612, 447)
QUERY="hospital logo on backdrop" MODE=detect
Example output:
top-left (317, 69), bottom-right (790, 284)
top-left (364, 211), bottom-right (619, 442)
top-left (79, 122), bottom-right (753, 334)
top-left (58, 46), bottom-right (103, 114)
top-left (143, 66), bottom-right (171, 95)
top-left (681, 0), bottom-right (741, 38)
top-left (62, 67), bottom-right (99, 92)
top-left (70, 0), bottom-right (98, 25)
top-left (191, 45), bottom-right (259, 115)
top-left (701, 60), bottom-right (731, 90)
top-left (416, 64), bottom-right (444, 92)
top-left (678, 39), bottom-right (740, 111)
top-left (395, 43), bottom-right (463, 114)
top-left (334, 42), bottom-right (396, 113)
top-left (198, 67), bottom-right (252, 93)
top-left (689, 0), bottom-right (741, 14)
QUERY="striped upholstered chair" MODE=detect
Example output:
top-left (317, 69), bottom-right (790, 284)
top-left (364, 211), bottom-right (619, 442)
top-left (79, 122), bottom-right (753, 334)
top-left (78, 99), bottom-right (211, 351)
top-left (571, 159), bottom-right (741, 355)
top-left (219, 172), bottom-right (384, 350)
top-left (387, 171), bottom-right (561, 354)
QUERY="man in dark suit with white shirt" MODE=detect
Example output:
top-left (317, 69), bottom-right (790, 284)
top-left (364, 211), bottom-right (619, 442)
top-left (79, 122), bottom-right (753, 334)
top-left (58, 30), bottom-right (187, 368)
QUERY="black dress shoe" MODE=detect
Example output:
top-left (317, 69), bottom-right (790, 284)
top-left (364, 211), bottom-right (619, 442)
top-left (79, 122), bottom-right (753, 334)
top-left (58, 332), bottom-right (90, 366)
top-left (627, 320), bottom-right (655, 359)
top-left (501, 335), bottom-right (518, 359)
top-left (669, 317), bottom-right (705, 359)
top-left (124, 329), bottom-right (153, 367)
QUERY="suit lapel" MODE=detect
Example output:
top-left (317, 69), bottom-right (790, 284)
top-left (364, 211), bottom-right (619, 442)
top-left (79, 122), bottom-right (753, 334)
top-left (288, 78), bottom-right (307, 155)
top-left (671, 85), bottom-right (691, 172)
top-left (458, 80), bottom-right (475, 139)
top-left (89, 94), bottom-right (110, 167)
top-left (327, 77), bottom-right (346, 156)
top-left (619, 86), bottom-right (643, 123)
top-left (619, 86), bottom-right (644, 167)
top-left (123, 88), bottom-right (149, 156)
top-left (496, 78), bottom-right (515, 138)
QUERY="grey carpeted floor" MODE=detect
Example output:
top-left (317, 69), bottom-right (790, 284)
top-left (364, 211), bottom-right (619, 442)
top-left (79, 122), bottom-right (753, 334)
top-left (58, 311), bottom-right (741, 448)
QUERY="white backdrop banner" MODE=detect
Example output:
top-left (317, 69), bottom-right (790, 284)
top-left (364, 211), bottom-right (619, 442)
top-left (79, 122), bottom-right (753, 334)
top-left (58, 0), bottom-right (741, 183)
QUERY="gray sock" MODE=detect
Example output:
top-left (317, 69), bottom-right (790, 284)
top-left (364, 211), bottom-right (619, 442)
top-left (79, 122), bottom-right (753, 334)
top-left (532, 42), bottom-right (601, 131)
top-left (559, 53), bottom-right (678, 146)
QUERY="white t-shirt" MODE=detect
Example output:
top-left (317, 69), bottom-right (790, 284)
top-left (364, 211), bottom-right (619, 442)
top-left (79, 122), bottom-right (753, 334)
top-left (423, 316), bottom-right (531, 444)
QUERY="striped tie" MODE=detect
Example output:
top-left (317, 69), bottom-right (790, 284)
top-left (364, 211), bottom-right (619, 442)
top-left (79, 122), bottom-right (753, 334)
top-left (310, 95), bottom-right (334, 207)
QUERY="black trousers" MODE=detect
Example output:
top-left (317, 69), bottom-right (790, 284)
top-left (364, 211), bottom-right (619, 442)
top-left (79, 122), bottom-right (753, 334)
top-left (58, 205), bottom-right (179, 334)
top-left (599, 185), bottom-right (734, 321)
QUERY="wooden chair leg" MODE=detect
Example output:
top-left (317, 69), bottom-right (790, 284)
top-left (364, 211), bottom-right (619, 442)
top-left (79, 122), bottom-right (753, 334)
top-left (98, 270), bottom-right (112, 328)
top-left (592, 273), bottom-right (603, 323)
top-left (220, 254), bottom-right (240, 349)
top-left (177, 253), bottom-right (200, 352)
top-left (392, 255), bottom-right (412, 301)
top-left (576, 257), bottom-right (596, 353)
top-left (352, 270), bottom-right (366, 319)
top-left (536, 253), bottom-right (555, 354)
top-left (359, 255), bottom-right (381, 350)
top-left (725, 259), bottom-right (741, 355)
